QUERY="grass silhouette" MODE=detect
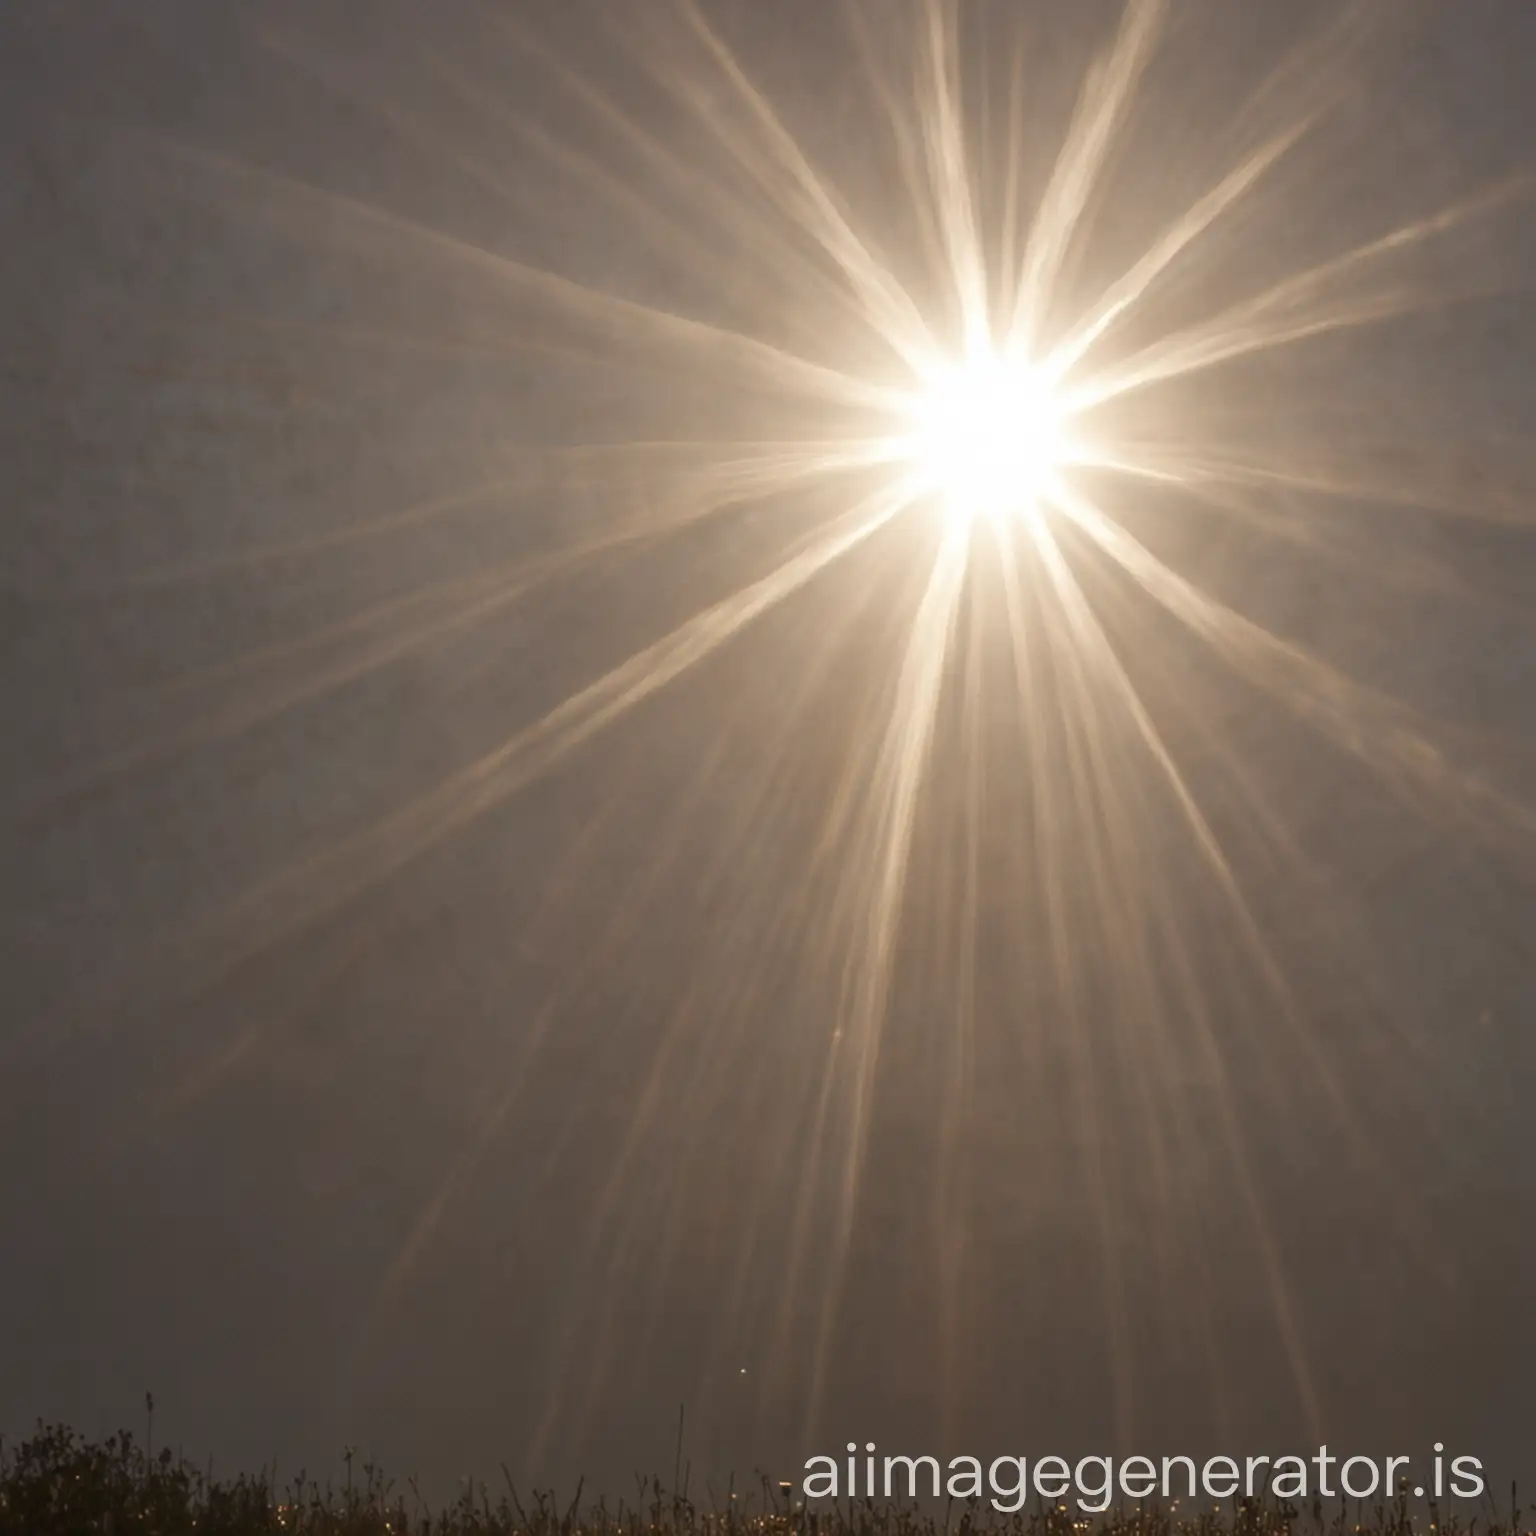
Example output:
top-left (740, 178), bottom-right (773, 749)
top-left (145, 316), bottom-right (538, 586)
top-left (2, 1409), bottom-right (1530, 1536)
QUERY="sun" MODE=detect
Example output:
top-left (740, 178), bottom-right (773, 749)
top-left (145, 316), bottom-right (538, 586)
top-left (904, 341), bottom-right (1071, 527)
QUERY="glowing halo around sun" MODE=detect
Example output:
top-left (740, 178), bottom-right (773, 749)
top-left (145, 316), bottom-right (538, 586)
top-left (900, 342), bottom-right (1077, 528)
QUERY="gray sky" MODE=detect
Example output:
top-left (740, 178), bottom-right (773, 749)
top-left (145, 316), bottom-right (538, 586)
top-left (2, 0), bottom-right (1534, 1505)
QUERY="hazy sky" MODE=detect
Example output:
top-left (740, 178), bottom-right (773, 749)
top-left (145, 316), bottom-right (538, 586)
top-left (2, 0), bottom-right (1534, 1505)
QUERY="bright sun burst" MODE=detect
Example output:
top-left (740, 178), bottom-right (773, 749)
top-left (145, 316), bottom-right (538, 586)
top-left (905, 343), bottom-right (1073, 526)
top-left (136, 0), bottom-right (1535, 1460)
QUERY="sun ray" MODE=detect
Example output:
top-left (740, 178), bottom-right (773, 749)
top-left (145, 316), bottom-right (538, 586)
top-left (1009, 0), bottom-right (1166, 352)
top-left (1018, 505), bottom-right (1335, 1435)
top-left (916, 0), bottom-right (990, 352)
top-left (1066, 174), bottom-right (1535, 410)
top-left (1051, 478), bottom-right (1536, 850)
top-left (1043, 119), bottom-right (1312, 381)
top-left (666, 0), bottom-right (939, 374)
top-left (438, 20), bottom-right (874, 338)
top-left (837, 0), bottom-right (958, 304)
top-left (805, 515), bottom-right (970, 1432)
top-left (164, 489), bottom-right (908, 995)
top-left (147, 134), bottom-right (901, 412)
